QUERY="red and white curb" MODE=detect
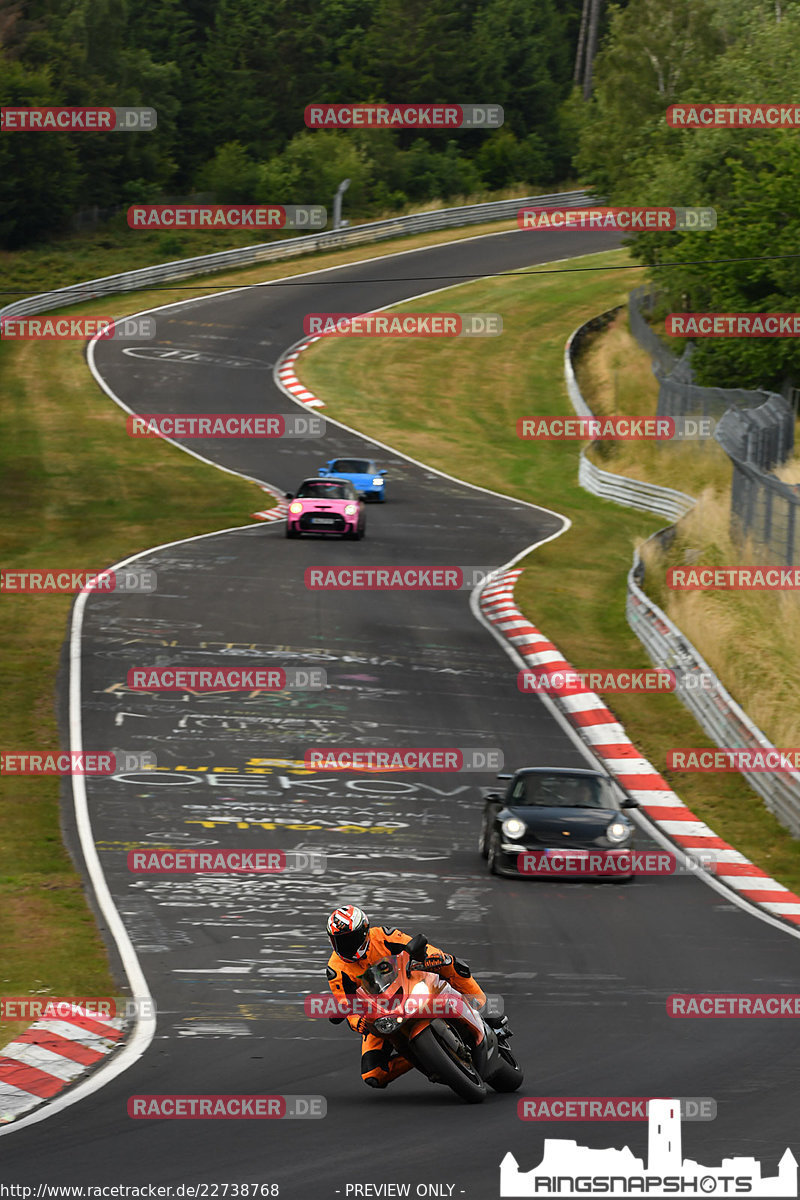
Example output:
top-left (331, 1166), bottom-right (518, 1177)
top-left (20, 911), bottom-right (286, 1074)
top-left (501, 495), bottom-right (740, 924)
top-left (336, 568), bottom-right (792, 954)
top-left (0, 1006), bottom-right (125, 1124)
top-left (275, 337), bottom-right (325, 410)
top-left (480, 569), bottom-right (800, 927)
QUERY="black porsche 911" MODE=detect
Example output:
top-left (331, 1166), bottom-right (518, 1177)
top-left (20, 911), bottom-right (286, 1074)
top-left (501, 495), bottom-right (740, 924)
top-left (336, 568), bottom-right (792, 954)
top-left (478, 766), bottom-right (640, 881)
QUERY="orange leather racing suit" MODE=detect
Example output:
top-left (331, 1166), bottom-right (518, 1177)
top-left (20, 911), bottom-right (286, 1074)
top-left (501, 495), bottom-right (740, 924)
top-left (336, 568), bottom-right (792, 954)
top-left (326, 926), bottom-right (486, 1087)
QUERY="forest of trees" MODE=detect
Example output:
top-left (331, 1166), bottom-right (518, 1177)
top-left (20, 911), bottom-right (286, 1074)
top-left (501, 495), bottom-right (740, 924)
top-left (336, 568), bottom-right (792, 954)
top-left (0, 0), bottom-right (592, 247)
top-left (4, 0), bottom-right (800, 387)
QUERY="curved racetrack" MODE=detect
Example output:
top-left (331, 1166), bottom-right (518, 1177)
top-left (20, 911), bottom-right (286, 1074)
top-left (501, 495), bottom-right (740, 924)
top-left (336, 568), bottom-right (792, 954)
top-left (2, 229), bottom-right (799, 1192)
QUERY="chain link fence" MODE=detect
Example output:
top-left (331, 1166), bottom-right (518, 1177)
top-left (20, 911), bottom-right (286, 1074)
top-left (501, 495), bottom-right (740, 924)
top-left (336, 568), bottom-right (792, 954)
top-left (628, 287), bottom-right (799, 562)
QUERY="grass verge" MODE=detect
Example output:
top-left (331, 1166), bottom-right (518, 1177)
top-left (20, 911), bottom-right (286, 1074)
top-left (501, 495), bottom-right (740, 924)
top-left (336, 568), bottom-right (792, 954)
top-left (297, 248), bottom-right (800, 895)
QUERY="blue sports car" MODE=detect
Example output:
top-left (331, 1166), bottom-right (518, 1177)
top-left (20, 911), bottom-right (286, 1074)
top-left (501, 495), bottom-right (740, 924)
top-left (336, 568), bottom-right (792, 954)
top-left (318, 458), bottom-right (387, 502)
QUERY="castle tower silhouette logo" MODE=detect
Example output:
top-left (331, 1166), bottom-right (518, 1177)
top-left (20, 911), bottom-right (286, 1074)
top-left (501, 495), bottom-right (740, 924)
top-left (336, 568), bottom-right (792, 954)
top-left (500, 1099), bottom-right (797, 1197)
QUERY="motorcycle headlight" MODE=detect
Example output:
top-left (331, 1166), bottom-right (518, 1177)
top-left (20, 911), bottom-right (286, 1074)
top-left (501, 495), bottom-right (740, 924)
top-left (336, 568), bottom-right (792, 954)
top-left (344, 504), bottom-right (358, 515)
top-left (372, 477), bottom-right (384, 486)
top-left (411, 981), bottom-right (430, 997)
top-left (373, 1016), bottom-right (398, 1035)
top-left (502, 817), bottom-right (526, 840)
top-left (606, 820), bottom-right (630, 845)
top-left (288, 501), bottom-right (303, 514)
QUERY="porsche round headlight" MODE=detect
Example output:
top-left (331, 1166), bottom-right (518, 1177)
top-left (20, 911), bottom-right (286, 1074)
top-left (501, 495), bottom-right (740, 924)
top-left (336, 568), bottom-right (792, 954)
top-left (288, 501), bottom-right (303, 514)
top-left (372, 477), bottom-right (384, 486)
top-left (502, 817), bottom-right (526, 840)
top-left (344, 504), bottom-right (358, 515)
top-left (606, 820), bottom-right (630, 845)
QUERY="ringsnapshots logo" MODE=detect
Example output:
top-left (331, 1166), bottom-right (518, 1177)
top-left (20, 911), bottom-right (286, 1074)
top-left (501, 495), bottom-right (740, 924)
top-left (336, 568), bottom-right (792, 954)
top-left (127, 849), bottom-right (325, 874)
top-left (517, 1097), bottom-right (716, 1122)
top-left (0, 750), bottom-right (156, 776)
top-left (303, 313), bottom-right (502, 337)
top-left (0, 316), bottom-right (156, 341)
top-left (128, 1095), bottom-right (325, 1119)
top-left (500, 1098), bottom-right (797, 1198)
top-left (303, 748), bottom-right (503, 772)
top-left (127, 205), bottom-right (326, 230)
top-left (518, 668), bottom-right (714, 695)
top-left (304, 566), bottom-right (504, 590)
top-left (667, 313), bottom-right (800, 337)
top-left (0, 996), bottom-right (155, 1021)
top-left (668, 566), bottom-right (800, 590)
top-left (1, 568), bottom-right (156, 594)
top-left (126, 667), bottom-right (326, 692)
top-left (667, 103), bottom-right (800, 128)
top-left (518, 206), bottom-right (716, 232)
top-left (667, 748), bottom-right (800, 773)
top-left (304, 103), bottom-right (503, 129)
top-left (516, 416), bottom-right (715, 441)
top-left (1, 107), bottom-right (156, 131)
top-left (127, 413), bottom-right (324, 439)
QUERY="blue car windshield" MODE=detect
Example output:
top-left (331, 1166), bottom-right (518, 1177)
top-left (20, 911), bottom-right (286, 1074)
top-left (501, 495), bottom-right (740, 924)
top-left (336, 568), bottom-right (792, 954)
top-left (331, 459), bottom-right (373, 473)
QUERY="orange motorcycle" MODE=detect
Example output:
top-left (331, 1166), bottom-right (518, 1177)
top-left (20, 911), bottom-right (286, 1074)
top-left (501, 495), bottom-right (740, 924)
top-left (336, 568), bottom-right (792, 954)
top-left (348, 934), bottom-right (524, 1104)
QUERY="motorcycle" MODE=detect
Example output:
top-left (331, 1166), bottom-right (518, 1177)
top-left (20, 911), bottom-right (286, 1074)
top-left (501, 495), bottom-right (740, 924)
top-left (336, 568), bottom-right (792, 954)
top-left (332, 934), bottom-right (524, 1103)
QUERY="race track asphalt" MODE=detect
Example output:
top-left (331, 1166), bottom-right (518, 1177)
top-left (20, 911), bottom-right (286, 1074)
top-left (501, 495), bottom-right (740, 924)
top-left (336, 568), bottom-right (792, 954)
top-left (2, 228), bottom-right (798, 1194)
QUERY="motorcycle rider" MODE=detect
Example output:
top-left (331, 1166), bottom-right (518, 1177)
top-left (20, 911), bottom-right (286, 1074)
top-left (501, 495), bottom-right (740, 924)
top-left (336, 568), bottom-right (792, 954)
top-left (326, 904), bottom-right (507, 1089)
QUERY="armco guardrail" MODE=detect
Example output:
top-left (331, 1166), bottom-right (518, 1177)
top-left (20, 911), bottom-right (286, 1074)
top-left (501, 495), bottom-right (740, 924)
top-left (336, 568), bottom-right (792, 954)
top-left (627, 557), bottom-right (800, 837)
top-left (0, 189), bottom-right (593, 324)
top-left (565, 305), bottom-right (800, 838)
top-left (564, 313), bottom-right (696, 521)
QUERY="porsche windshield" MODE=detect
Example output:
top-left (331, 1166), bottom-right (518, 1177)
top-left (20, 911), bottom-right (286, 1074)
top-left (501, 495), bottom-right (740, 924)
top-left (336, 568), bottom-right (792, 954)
top-left (331, 459), bottom-right (372, 473)
top-left (296, 480), bottom-right (350, 499)
top-left (510, 774), bottom-right (618, 809)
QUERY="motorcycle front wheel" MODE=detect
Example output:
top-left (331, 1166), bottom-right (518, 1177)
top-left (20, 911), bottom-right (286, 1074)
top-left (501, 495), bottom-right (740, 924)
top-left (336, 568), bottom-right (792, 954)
top-left (410, 1022), bottom-right (487, 1104)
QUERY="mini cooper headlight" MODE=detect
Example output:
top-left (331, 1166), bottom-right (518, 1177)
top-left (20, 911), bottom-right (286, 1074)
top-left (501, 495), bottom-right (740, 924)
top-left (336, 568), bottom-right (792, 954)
top-left (502, 817), bottom-right (526, 840)
top-left (373, 1016), bottom-right (398, 1035)
top-left (606, 820), bottom-right (630, 844)
top-left (344, 503), bottom-right (358, 515)
top-left (289, 501), bottom-right (303, 514)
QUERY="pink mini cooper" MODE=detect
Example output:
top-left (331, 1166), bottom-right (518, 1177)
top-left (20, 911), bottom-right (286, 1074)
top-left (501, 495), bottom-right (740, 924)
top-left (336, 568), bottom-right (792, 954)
top-left (285, 477), bottom-right (366, 539)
